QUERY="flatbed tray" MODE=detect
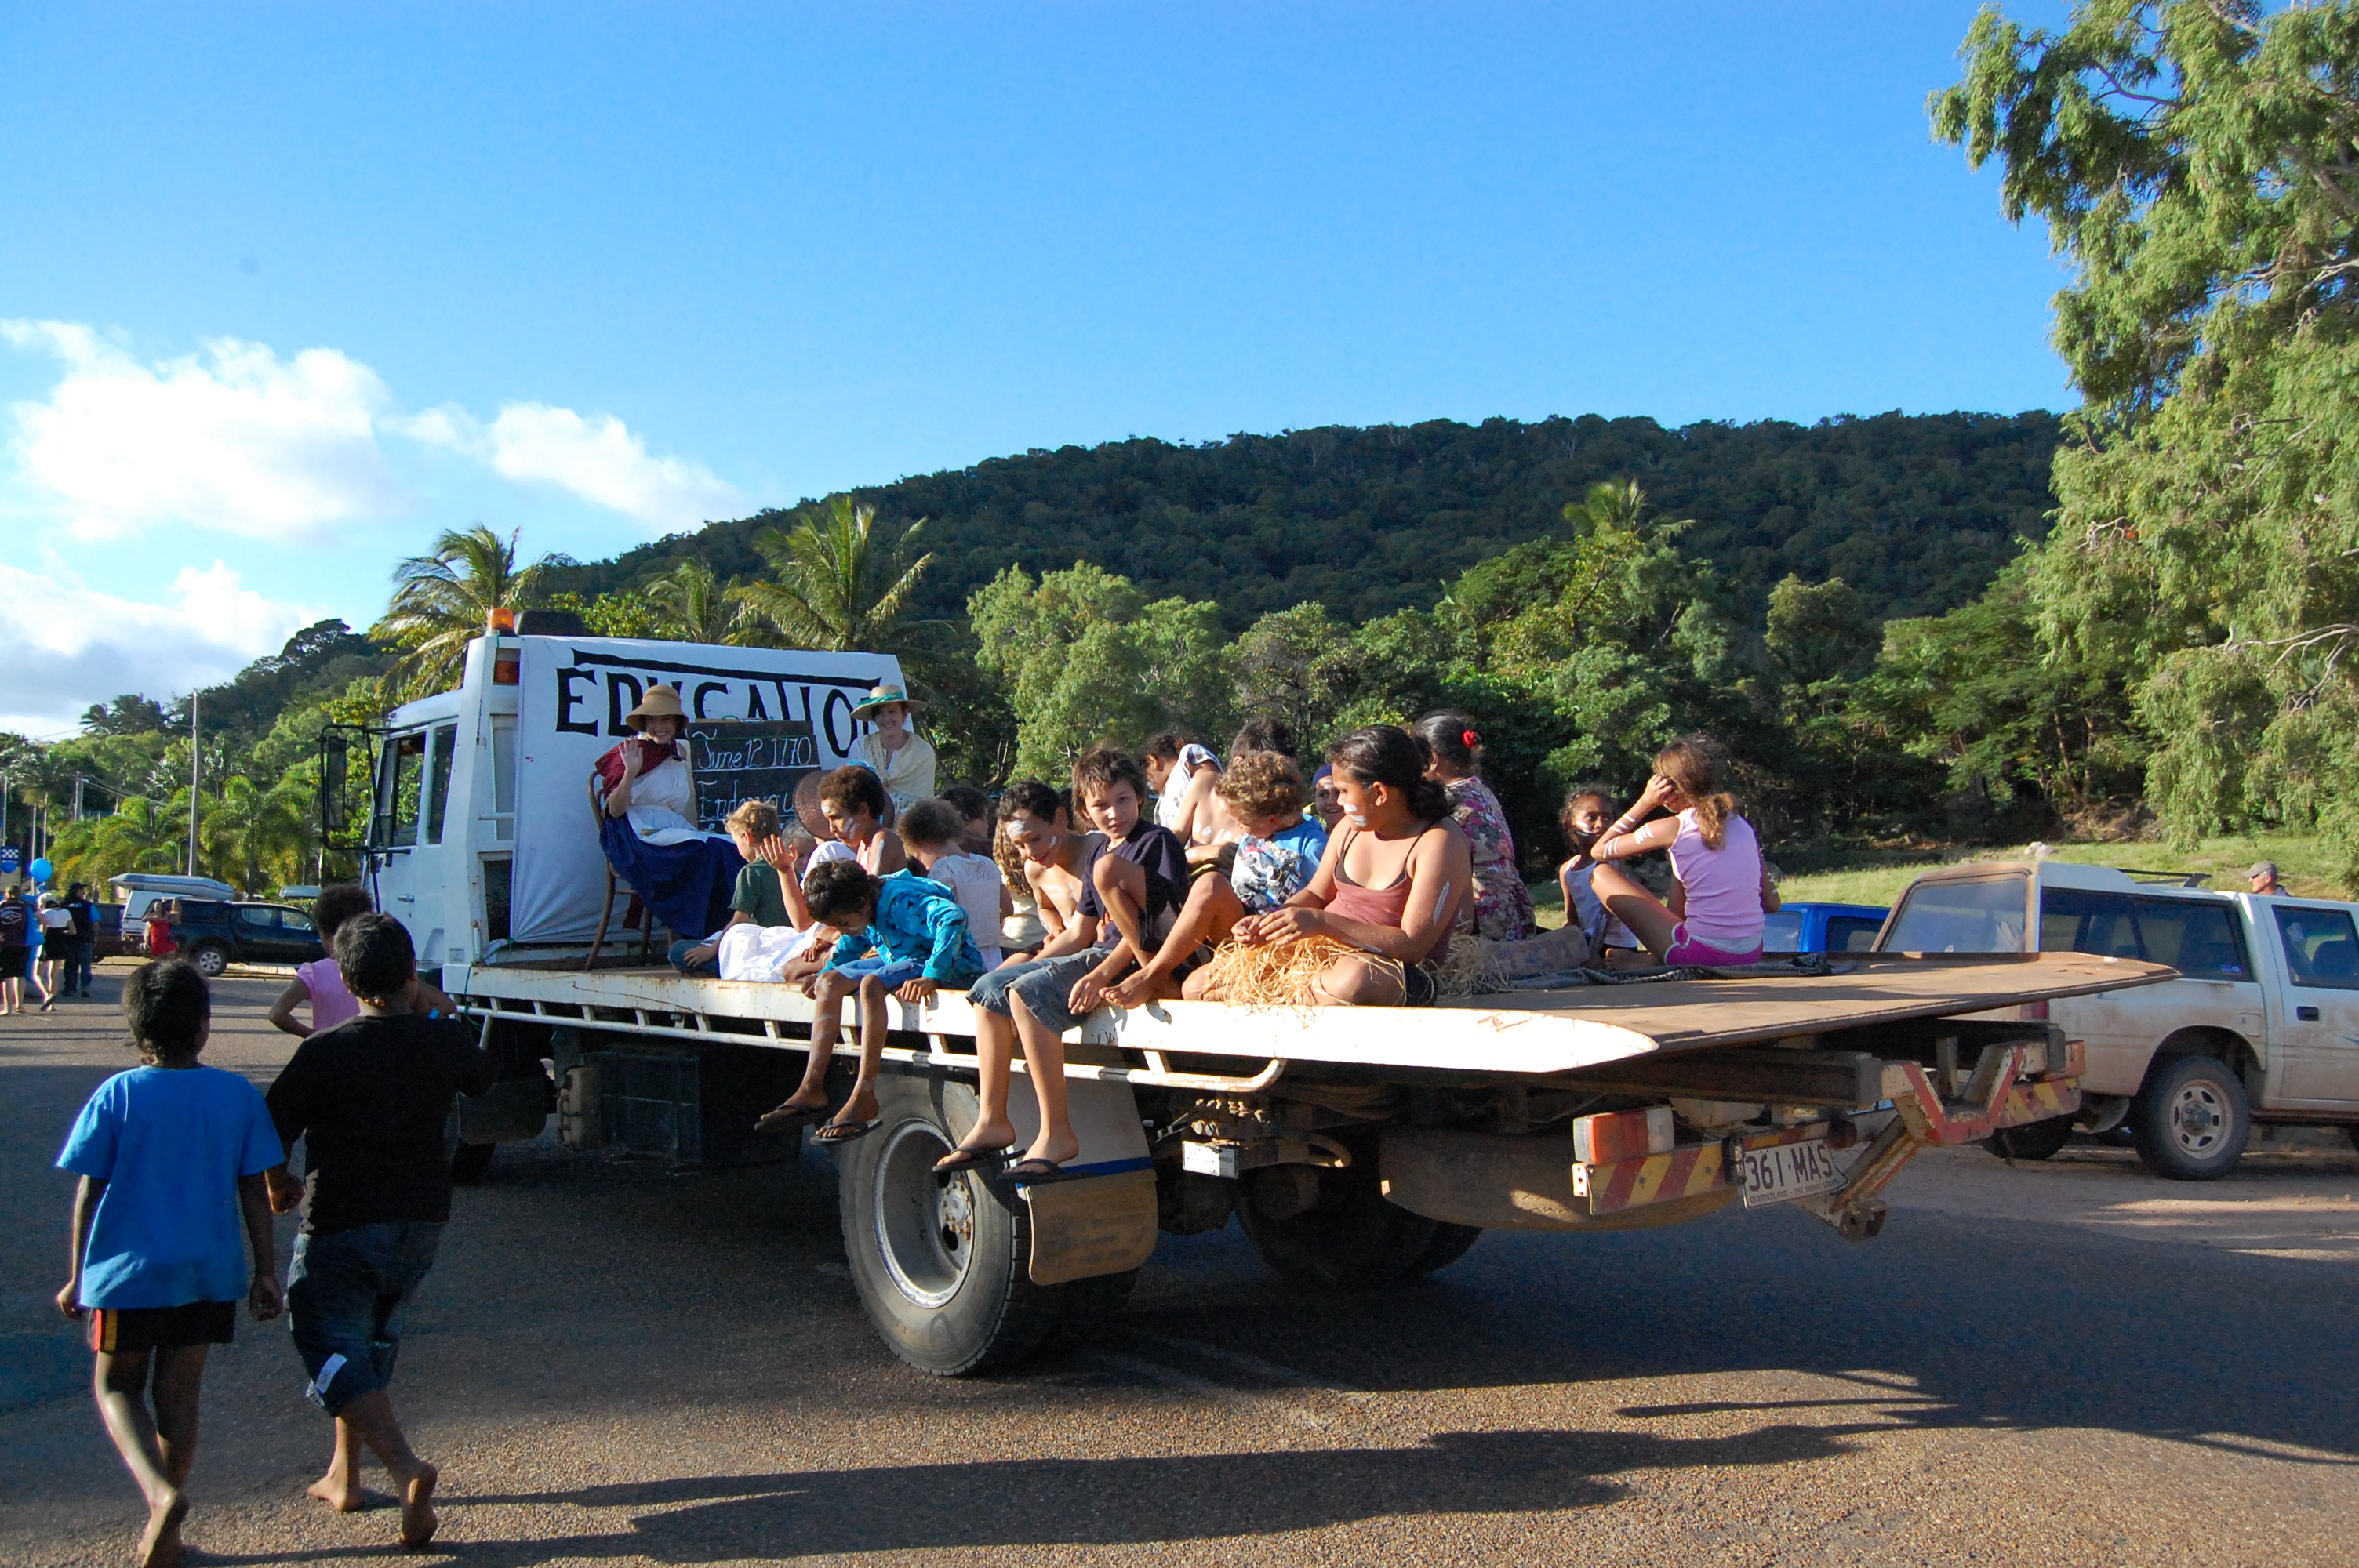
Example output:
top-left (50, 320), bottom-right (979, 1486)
top-left (449, 950), bottom-right (2170, 1080)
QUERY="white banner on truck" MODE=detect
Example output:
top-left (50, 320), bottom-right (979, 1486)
top-left (511, 637), bottom-right (900, 945)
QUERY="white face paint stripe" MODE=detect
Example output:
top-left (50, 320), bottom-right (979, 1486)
top-left (1431, 880), bottom-right (1454, 923)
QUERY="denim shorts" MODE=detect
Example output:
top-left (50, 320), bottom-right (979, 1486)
top-left (965, 949), bottom-right (1107, 1035)
top-left (286, 1221), bottom-right (445, 1417)
top-left (829, 953), bottom-right (929, 990)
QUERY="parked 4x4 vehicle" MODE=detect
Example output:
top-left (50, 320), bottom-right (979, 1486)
top-left (1877, 861), bottom-right (2359, 1179)
top-left (1762, 901), bottom-right (1888, 956)
top-left (165, 900), bottom-right (327, 978)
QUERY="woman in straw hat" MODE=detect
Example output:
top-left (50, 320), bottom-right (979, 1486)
top-left (596, 684), bottom-right (746, 942)
top-left (849, 683), bottom-right (936, 817)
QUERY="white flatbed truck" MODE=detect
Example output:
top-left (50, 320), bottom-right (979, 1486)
top-left (340, 626), bottom-right (2174, 1373)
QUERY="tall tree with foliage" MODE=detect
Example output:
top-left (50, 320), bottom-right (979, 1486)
top-left (732, 495), bottom-right (933, 652)
top-left (1937, 0), bottom-right (2359, 879)
top-left (374, 526), bottom-right (559, 699)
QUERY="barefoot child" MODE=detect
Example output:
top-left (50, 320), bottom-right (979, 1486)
top-left (899, 799), bottom-right (1012, 970)
top-left (1140, 731), bottom-right (1222, 844)
top-left (265, 914), bottom-right (495, 1549)
top-left (756, 862), bottom-right (983, 1142)
top-left (1201, 725), bottom-right (1471, 1007)
top-left (671, 800), bottom-right (816, 975)
top-left (1556, 786), bottom-right (1642, 960)
top-left (933, 752), bottom-right (1184, 1182)
top-left (1107, 750), bottom-right (1327, 1009)
top-left (934, 784), bottom-right (1110, 1176)
top-left (56, 959), bottom-right (285, 1568)
top-left (1581, 738), bottom-right (1778, 965)
top-left (266, 884), bottom-right (375, 1038)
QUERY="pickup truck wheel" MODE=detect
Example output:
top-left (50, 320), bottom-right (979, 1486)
top-left (2132, 1055), bottom-right (2250, 1181)
top-left (187, 942), bottom-right (230, 978)
top-left (1986, 1115), bottom-right (2074, 1161)
top-left (1238, 1152), bottom-right (1440, 1288)
top-left (837, 1073), bottom-right (1065, 1376)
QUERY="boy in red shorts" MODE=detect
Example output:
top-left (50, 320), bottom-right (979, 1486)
top-left (55, 959), bottom-right (285, 1568)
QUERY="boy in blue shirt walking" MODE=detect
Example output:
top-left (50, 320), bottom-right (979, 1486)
top-left (56, 959), bottom-right (285, 1568)
top-left (757, 859), bottom-right (982, 1143)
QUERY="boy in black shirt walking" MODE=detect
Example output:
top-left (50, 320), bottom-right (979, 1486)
top-left (265, 913), bottom-right (493, 1549)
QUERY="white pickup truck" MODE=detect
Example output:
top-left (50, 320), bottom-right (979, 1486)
top-left (332, 625), bottom-right (2171, 1373)
top-left (1876, 860), bottom-right (2359, 1179)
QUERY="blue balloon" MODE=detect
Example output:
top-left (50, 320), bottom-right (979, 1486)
top-left (28, 858), bottom-right (53, 884)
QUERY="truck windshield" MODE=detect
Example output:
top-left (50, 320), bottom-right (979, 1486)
top-left (1881, 875), bottom-right (2028, 953)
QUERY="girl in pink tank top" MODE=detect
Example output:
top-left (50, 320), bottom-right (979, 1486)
top-left (1212, 725), bottom-right (1471, 1005)
top-left (265, 885), bottom-right (375, 1038)
top-left (1573, 738), bottom-right (1777, 966)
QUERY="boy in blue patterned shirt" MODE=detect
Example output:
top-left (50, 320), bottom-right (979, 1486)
top-left (757, 860), bottom-right (982, 1144)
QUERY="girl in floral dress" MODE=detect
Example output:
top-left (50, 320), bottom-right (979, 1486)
top-left (1412, 711), bottom-right (1535, 941)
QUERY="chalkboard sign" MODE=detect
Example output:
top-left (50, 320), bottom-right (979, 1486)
top-left (687, 718), bottom-right (820, 835)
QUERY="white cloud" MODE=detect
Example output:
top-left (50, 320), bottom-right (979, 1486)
top-left (473, 401), bottom-right (743, 530)
top-left (2, 320), bottom-right (397, 543)
top-left (0, 560), bottom-right (317, 736)
top-left (2, 319), bottom-right (747, 546)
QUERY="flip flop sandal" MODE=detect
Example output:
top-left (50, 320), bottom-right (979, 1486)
top-left (1005, 1156), bottom-right (1075, 1185)
top-left (812, 1118), bottom-right (881, 1145)
top-left (932, 1145), bottom-right (1010, 1181)
top-left (752, 1104), bottom-right (824, 1134)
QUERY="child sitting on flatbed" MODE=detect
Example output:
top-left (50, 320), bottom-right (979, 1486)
top-left (755, 862), bottom-right (983, 1144)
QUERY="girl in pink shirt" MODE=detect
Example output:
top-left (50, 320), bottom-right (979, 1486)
top-left (265, 886), bottom-right (375, 1037)
top-left (1575, 739), bottom-right (1778, 966)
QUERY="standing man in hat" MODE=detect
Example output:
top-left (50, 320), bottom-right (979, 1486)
top-left (849, 683), bottom-right (936, 818)
top-left (2248, 861), bottom-right (2283, 896)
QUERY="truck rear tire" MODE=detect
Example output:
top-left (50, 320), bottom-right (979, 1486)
top-left (1405, 1222), bottom-right (1484, 1277)
top-left (1237, 1150), bottom-right (1441, 1287)
top-left (187, 942), bottom-right (230, 978)
top-left (1986, 1115), bottom-right (2074, 1161)
top-left (2132, 1055), bottom-right (2250, 1181)
top-left (450, 1142), bottom-right (496, 1185)
top-left (836, 1073), bottom-right (1083, 1376)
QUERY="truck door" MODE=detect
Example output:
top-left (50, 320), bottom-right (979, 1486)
top-left (2038, 888), bottom-right (2153, 1094)
top-left (2268, 905), bottom-right (2359, 1105)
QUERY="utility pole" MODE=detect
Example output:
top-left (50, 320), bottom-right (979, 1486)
top-left (73, 775), bottom-right (84, 824)
top-left (187, 693), bottom-right (202, 878)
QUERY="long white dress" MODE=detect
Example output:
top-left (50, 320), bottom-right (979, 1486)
top-left (623, 752), bottom-right (711, 846)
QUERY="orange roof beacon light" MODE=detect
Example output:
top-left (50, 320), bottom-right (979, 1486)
top-left (485, 606), bottom-right (517, 633)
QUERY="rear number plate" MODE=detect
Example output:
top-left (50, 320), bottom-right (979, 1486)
top-left (1737, 1137), bottom-right (1842, 1208)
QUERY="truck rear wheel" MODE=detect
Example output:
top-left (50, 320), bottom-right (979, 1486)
top-left (187, 942), bottom-right (230, 978)
top-left (1237, 1150), bottom-right (1443, 1287)
top-left (2132, 1054), bottom-right (2250, 1181)
top-left (1405, 1222), bottom-right (1484, 1277)
top-left (1986, 1115), bottom-right (2074, 1161)
top-left (836, 1073), bottom-right (1081, 1375)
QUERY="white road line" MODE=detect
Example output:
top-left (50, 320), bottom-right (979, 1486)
top-left (1082, 1350), bottom-right (1336, 1430)
top-left (1129, 1332), bottom-right (1378, 1403)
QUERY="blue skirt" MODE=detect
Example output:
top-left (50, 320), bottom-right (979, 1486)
top-left (598, 815), bottom-right (745, 942)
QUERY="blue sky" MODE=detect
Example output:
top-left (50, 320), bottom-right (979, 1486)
top-left (0, 1), bottom-right (2071, 735)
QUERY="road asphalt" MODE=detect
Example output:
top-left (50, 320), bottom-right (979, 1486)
top-left (3, 962), bottom-right (2356, 1566)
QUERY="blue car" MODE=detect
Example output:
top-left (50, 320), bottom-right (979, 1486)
top-left (1761, 901), bottom-right (1888, 955)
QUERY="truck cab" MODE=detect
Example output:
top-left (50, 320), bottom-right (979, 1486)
top-left (1876, 860), bottom-right (2359, 1177)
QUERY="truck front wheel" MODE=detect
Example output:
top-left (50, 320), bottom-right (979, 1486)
top-left (836, 1073), bottom-right (1093, 1375)
top-left (2132, 1055), bottom-right (2250, 1181)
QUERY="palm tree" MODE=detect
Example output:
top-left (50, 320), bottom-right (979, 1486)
top-left (644, 559), bottom-right (747, 644)
top-left (730, 495), bottom-right (934, 652)
top-left (200, 774), bottom-right (314, 893)
top-left (373, 525), bottom-right (562, 698)
top-left (50, 797), bottom-right (183, 888)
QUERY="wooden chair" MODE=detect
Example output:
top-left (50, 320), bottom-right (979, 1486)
top-left (586, 775), bottom-right (659, 971)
